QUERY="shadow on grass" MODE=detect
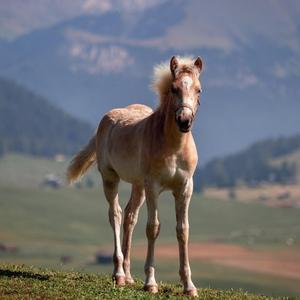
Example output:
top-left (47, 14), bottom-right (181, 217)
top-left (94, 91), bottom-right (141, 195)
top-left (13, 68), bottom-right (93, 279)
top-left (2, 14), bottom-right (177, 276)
top-left (0, 269), bottom-right (49, 281)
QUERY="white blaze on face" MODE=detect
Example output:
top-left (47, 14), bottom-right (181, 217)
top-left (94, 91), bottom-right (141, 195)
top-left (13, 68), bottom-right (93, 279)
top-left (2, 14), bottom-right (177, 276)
top-left (181, 76), bottom-right (193, 91)
top-left (180, 75), bottom-right (194, 110)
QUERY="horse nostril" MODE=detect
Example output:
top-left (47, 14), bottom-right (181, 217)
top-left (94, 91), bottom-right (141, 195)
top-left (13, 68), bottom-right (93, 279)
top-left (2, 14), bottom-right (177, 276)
top-left (175, 110), bottom-right (192, 132)
top-left (181, 119), bottom-right (190, 128)
top-left (177, 117), bottom-right (191, 131)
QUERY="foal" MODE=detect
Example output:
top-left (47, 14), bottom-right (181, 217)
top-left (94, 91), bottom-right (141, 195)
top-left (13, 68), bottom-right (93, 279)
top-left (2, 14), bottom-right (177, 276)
top-left (67, 56), bottom-right (203, 296)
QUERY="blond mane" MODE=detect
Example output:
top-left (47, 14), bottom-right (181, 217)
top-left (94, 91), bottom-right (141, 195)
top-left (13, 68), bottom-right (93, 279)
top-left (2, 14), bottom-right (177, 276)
top-left (151, 56), bottom-right (194, 105)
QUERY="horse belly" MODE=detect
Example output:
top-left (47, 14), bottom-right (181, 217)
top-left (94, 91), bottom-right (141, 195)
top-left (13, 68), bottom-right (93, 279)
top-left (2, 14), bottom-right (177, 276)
top-left (111, 155), bottom-right (143, 184)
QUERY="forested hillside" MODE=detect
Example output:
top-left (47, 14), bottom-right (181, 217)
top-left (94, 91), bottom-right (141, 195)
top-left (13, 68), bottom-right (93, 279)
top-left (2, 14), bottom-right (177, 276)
top-left (0, 78), bottom-right (93, 157)
top-left (1, 76), bottom-right (299, 189)
top-left (195, 135), bottom-right (300, 190)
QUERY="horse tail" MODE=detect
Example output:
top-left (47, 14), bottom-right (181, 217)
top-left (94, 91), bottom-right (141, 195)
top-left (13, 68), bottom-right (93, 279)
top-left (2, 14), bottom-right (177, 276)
top-left (67, 135), bottom-right (96, 184)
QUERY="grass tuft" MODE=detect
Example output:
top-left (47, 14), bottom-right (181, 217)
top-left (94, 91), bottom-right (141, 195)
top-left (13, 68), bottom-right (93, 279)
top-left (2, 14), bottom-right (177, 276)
top-left (0, 263), bottom-right (296, 300)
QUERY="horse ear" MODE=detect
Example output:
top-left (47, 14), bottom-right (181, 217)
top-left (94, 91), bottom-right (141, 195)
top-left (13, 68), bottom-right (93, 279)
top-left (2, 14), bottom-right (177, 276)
top-left (170, 56), bottom-right (179, 77)
top-left (194, 57), bottom-right (203, 74)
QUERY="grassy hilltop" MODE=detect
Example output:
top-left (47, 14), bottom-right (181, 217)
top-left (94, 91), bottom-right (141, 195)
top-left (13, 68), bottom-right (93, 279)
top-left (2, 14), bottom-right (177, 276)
top-left (0, 264), bottom-right (294, 300)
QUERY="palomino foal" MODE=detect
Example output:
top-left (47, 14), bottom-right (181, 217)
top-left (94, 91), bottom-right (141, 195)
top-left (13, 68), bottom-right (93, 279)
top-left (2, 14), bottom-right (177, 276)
top-left (67, 56), bottom-right (203, 297)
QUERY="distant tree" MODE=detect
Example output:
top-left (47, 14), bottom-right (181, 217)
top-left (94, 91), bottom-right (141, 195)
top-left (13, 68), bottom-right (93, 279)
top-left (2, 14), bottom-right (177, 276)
top-left (276, 162), bottom-right (297, 184)
top-left (199, 135), bottom-right (300, 188)
top-left (193, 168), bottom-right (204, 193)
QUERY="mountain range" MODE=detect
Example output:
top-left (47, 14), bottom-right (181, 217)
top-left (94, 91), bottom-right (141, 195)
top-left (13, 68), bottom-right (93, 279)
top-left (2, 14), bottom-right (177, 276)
top-left (0, 0), bottom-right (299, 163)
top-left (0, 77), bottom-right (92, 157)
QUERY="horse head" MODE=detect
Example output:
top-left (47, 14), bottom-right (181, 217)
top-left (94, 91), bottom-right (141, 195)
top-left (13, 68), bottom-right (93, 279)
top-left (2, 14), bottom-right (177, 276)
top-left (170, 56), bottom-right (203, 133)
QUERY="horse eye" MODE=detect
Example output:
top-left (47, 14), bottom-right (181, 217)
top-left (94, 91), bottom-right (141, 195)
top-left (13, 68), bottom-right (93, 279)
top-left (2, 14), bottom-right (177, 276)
top-left (171, 84), bottom-right (178, 94)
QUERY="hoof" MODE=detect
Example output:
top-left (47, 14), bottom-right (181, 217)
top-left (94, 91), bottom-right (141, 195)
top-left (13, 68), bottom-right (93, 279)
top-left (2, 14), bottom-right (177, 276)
top-left (184, 288), bottom-right (198, 297)
top-left (144, 284), bottom-right (158, 294)
top-left (125, 277), bottom-right (135, 285)
top-left (113, 275), bottom-right (126, 286)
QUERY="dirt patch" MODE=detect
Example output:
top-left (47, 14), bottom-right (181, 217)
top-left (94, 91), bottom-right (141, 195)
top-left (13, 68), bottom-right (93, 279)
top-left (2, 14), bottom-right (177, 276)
top-left (131, 242), bottom-right (300, 280)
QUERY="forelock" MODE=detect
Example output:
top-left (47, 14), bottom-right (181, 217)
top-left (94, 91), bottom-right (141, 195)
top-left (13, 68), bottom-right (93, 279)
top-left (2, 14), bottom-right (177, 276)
top-left (151, 56), bottom-right (196, 104)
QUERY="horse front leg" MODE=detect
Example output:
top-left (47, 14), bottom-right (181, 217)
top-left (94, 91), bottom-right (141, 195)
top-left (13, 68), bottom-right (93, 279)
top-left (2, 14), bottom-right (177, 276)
top-left (122, 185), bottom-right (145, 284)
top-left (173, 178), bottom-right (198, 297)
top-left (144, 186), bottom-right (160, 294)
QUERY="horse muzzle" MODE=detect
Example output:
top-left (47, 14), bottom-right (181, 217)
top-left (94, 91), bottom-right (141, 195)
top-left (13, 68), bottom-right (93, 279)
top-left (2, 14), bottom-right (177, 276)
top-left (175, 106), bottom-right (194, 133)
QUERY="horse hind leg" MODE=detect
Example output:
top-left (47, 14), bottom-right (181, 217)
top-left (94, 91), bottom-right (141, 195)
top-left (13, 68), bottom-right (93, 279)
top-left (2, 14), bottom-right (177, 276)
top-left (122, 185), bottom-right (145, 284)
top-left (143, 186), bottom-right (160, 294)
top-left (102, 175), bottom-right (125, 285)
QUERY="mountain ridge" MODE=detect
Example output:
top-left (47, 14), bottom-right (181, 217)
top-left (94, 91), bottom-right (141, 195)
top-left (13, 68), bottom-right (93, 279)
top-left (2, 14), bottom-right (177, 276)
top-left (0, 2), bottom-right (299, 162)
top-left (0, 77), bottom-right (93, 157)
top-left (195, 134), bottom-right (300, 190)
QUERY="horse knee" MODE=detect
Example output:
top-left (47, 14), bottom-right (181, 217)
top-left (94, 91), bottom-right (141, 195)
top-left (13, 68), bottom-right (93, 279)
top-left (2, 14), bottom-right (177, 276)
top-left (146, 221), bottom-right (160, 240)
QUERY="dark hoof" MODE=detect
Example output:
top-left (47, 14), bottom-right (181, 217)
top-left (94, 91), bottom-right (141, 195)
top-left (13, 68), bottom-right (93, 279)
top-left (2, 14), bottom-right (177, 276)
top-left (184, 288), bottom-right (198, 297)
top-left (144, 284), bottom-right (158, 294)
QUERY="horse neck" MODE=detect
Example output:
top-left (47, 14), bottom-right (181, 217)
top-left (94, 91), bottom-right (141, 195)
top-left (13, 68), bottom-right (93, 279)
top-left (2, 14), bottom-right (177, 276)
top-left (153, 93), bottom-right (191, 152)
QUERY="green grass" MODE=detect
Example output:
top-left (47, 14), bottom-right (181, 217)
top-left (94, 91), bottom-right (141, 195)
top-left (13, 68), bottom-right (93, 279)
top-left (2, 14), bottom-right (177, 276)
top-left (151, 260), bottom-right (300, 298)
top-left (1, 185), bottom-right (299, 248)
top-left (1, 153), bottom-right (300, 297)
top-left (0, 153), bottom-right (101, 188)
top-left (0, 154), bottom-right (68, 188)
top-left (0, 264), bottom-right (295, 300)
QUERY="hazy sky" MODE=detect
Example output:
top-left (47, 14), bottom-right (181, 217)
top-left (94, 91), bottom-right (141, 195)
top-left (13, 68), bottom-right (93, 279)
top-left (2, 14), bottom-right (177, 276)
top-left (1, 0), bottom-right (300, 55)
top-left (1, 0), bottom-right (300, 161)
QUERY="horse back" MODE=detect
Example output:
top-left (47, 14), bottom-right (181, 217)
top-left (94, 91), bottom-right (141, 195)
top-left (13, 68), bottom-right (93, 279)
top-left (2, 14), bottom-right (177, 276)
top-left (96, 104), bottom-right (153, 183)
